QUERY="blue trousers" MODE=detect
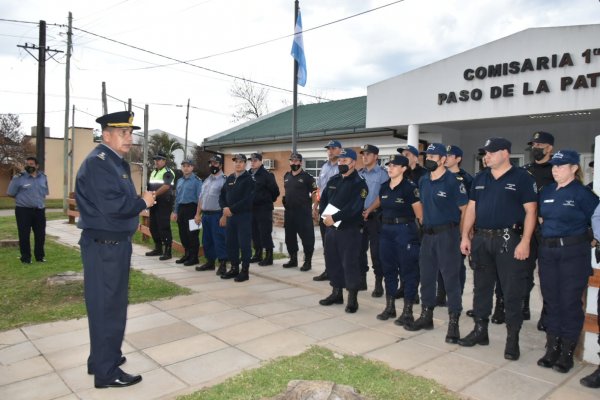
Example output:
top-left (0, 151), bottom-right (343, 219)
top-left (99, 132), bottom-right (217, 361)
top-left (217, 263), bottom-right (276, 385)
top-left (226, 212), bottom-right (252, 266)
top-left (379, 223), bottom-right (420, 301)
top-left (80, 234), bottom-right (130, 385)
top-left (201, 212), bottom-right (227, 261)
top-left (360, 215), bottom-right (383, 276)
top-left (538, 241), bottom-right (591, 341)
top-left (252, 206), bottom-right (274, 249)
top-left (325, 227), bottom-right (362, 290)
top-left (284, 207), bottom-right (315, 254)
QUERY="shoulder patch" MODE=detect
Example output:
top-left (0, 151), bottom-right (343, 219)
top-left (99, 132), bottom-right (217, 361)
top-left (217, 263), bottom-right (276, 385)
top-left (414, 188), bottom-right (420, 198)
top-left (360, 188), bottom-right (368, 199)
top-left (459, 183), bottom-right (466, 194)
top-left (96, 152), bottom-right (106, 160)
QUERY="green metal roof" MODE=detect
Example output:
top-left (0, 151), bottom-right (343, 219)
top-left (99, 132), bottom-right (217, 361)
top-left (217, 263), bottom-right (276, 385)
top-left (204, 96), bottom-right (368, 146)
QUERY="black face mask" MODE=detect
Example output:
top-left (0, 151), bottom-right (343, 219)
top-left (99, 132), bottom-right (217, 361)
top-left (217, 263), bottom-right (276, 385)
top-left (290, 164), bottom-right (301, 172)
top-left (424, 159), bottom-right (439, 172)
top-left (531, 147), bottom-right (546, 161)
top-left (209, 166), bottom-right (220, 174)
top-left (24, 166), bottom-right (36, 174)
top-left (338, 164), bottom-right (350, 174)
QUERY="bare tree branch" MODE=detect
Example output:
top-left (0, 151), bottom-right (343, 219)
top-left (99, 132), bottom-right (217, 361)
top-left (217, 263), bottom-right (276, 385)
top-left (230, 78), bottom-right (269, 122)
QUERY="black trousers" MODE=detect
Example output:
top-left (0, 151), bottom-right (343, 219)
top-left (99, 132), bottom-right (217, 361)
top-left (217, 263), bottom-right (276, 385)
top-left (325, 226), bottom-right (362, 290)
top-left (149, 201), bottom-right (172, 246)
top-left (227, 211), bottom-right (252, 266)
top-left (284, 207), bottom-right (315, 254)
top-left (177, 203), bottom-right (200, 259)
top-left (15, 206), bottom-right (46, 262)
top-left (360, 215), bottom-right (382, 276)
top-left (251, 205), bottom-right (274, 250)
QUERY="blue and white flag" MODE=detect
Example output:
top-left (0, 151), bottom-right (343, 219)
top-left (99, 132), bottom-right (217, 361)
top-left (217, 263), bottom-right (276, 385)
top-left (291, 10), bottom-right (307, 86)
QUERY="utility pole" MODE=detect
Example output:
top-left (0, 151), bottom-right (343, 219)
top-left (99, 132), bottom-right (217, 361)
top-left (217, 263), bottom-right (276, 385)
top-left (17, 20), bottom-right (63, 171)
top-left (69, 105), bottom-right (75, 195)
top-left (142, 105), bottom-right (149, 194)
top-left (184, 98), bottom-right (190, 157)
top-left (128, 98), bottom-right (132, 112)
top-left (62, 12), bottom-right (73, 213)
top-left (101, 82), bottom-right (108, 115)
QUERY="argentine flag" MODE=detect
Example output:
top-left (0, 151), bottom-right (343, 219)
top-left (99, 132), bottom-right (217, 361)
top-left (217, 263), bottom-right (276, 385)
top-left (291, 10), bottom-right (307, 86)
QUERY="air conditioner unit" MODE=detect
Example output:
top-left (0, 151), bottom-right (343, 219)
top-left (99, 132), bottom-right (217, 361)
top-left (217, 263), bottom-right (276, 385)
top-left (263, 158), bottom-right (275, 170)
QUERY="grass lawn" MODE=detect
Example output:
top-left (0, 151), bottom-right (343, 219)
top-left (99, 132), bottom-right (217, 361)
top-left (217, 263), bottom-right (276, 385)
top-left (178, 346), bottom-right (459, 400)
top-left (0, 197), bottom-right (63, 210)
top-left (0, 214), bottom-right (191, 331)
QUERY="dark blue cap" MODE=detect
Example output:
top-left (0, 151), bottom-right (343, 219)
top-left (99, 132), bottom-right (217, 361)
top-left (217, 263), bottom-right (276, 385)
top-left (289, 153), bottom-right (303, 161)
top-left (324, 139), bottom-right (342, 148)
top-left (550, 149), bottom-right (580, 166)
top-left (249, 152), bottom-right (263, 161)
top-left (181, 159), bottom-right (194, 165)
top-left (338, 148), bottom-right (357, 160)
top-left (232, 153), bottom-right (247, 162)
top-left (359, 144), bottom-right (379, 154)
top-left (386, 154), bottom-right (409, 167)
top-left (528, 131), bottom-right (554, 146)
top-left (96, 111), bottom-right (140, 130)
top-left (446, 145), bottom-right (463, 158)
top-left (153, 151), bottom-right (167, 160)
top-left (425, 143), bottom-right (447, 156)
top-left (397, 145), bottom-right (419, 157)
top-left (482, 137), bottom-right (511, 153)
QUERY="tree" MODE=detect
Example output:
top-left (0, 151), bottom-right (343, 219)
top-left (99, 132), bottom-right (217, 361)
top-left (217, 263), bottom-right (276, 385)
top-left (0, 114), bottom-right (34, 172)
top-left (230, 78), bottom-right (269, 122)
top-left (192, 146), bottom-right (217, 179)
top-left (147, 132), bottom-right (183, 169)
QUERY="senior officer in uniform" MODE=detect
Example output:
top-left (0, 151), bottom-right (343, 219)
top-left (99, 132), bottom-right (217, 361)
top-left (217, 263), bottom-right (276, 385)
top-left (459, 137), bottom-right (538, 361)
top-left (76, 111), bottom-right (155, 388)
top-left (145, 151), bottom-right (174, 260)
top-left (171, 159), bottom-right (202, 266)
top-left (318, 148), bottom-right (368, 313)
top-left (248, 152), bottom-right (280, 266)
top-left (312, 139), bottom-right (342, 281)
top-left (536, 150), bottom-right (598, 373)
top-left (405, 144), bottom-right (468, 345)
top-left (358, 144), bottom-right (389, 297)
top-left (194, 155), bottom-right (228, 275)
top-left (376, 154), bottom-right (423, 325)
top-left (282, 152), bottom-right (318, 271)
top-left (219, 154), bottom-right (255, 282)
top-left (7, 156), bottom-right (49, 264)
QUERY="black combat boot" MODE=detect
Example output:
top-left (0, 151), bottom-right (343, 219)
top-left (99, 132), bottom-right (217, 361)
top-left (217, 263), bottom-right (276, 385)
top-left (436, 285), bottom-right (447, 307)
top-left (220, 264), bottom-right (239, 279)
top-left (175, 250), bottom-right (189, 264)
top-left (522, 293), bottom-right (531, 321)
top-left (537, 334), bottom-right (561, 368)
top-left (234, 263), bottom-right (249, 282)
top-left (184, 254), bottom-right (199, 266)
top-left (553, 338), bottom-right (576, 373)
top-left (249, 248), bottom-right (263, 263)
top-left (300, 250), bottom-right (313, 271)
top-left (394, 300), bottom-right (414, 326)
top-left (345, 290), bottom-right (359, 313)
top-left (215, 259), bottom-right (227, 276)
top-left (319, 287), bottom-right (343, 306)
top-left (458, 318), bottom-right (489, 347)
top-left (491, 296), bottom-right (505, 324)
top-left (159, 243), bottom-right (172, 260)
top-left (313, 270), bottom-right (329, 281)
top-left (371, 275), bottom-right (384, 298)
top-left (195, 259), bottom-right (215, 271)
top-left (258, 249), bottom-right (273, 266)
top-left (445, 312), bottom-right (461, 344)
top-left (377, 295), bottom-right (396, 320)
top-left (145, 244), bottom-right (162, 256)
top-left (404, 306), bottom-right (434, 331)
top-left (282, 252), bottom-right (298, 268)
top-left (580, 364), bottom-right (600, 388)
top-left (504, 325), bottom-right (520, 361)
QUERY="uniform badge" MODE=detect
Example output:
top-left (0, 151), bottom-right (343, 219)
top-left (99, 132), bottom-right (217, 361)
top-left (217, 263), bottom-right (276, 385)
top-left (122, 174), bottom-right (128, 179)
top-left (97, 152), bottom-right (106, 160)
top-left (414, 188), bottom-right (420, 197)
top-left (534, 132), bottom-right (540, 139)
top-left (360, 188), bottom-right (367, 199)
top-left (459, 183), bottom-right (466, 194)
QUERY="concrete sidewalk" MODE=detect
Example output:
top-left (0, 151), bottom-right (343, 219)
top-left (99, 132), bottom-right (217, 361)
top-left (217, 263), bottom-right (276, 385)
top-left (0, 220), bottom-right (598, 400)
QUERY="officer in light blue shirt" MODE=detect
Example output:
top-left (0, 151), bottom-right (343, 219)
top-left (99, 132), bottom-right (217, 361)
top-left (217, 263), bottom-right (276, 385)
top-left (171, 159), bottom-right (202, 266)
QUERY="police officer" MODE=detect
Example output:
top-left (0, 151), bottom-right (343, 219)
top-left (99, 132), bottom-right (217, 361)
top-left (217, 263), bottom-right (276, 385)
top-left (459, 137), bottom-right (538, 361)
top-left (312, 139), bottom-right (342, 282)
top-left (536, 150), bottom-right (598, 373)
top-left (524, 131), bottom-right (556, 329)
top-left (7, 156), bottom-right (49, 264)
top-left (194, 155), bottom-right (228, 275)
top-left (145, 151), bottom-right (174, 260)
top-left (318, 148), bottom-right (368, 313)
top-left (248, 152), bottom-right (280, 266)
top-left (376, 154), bottom-right (422, 325)
top-left (282, 152), bottom-right (318, 271)
top-left (405, 144), bottom-right (467, 345)
top-left (358, 144), bottom-right (389, 296)
top-left (171, 159), bottom-right (202, 266)
top-left (76, 111), bottom-right (154, 388)
top-left (219, 154), bottom-right (255, 282)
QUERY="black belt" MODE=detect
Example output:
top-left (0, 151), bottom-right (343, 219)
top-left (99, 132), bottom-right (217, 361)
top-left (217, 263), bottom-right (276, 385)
top-left (382, 216), bottom-right (414, 224)
top-left (540, 233), bottom-right (590, 248)
top-left (202, 210), bottom-right (221, 215)
top-left (423, 222), bottom-right (457, 235)
top-left (94, 239), bottom-right (120, 245)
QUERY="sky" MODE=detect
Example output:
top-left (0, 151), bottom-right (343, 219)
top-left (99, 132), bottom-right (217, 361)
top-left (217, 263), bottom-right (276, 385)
top-left (0, 0), bottom-right (598, 147)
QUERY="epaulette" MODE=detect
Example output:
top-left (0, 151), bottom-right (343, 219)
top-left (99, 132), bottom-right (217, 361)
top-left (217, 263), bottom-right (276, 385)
top-left (96, 151), bottom-right (107, 160)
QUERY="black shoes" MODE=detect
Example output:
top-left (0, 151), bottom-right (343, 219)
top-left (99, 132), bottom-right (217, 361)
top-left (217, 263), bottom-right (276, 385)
top-left (345, 290), bottom-right (359, 313)
top-left (319, 287), bottom-right (343, 305)
top-left (234, 265), bottom-right (250, 282)
top-left (313, 271), bottom-right (329, 281)
top-left (504, 325), bottom-right (520, 361)
top-left (458, 318), bottom-right (489, 347)
top-left (159, 245), bottom-right (172, 261)
top-left (371, 276), bottom-right (384, 298)
top-left (553, 338), bottom-right (576, 373)
top-left (95, 372), bottom-right (142, 389)
top-left (491, 296), bottom-right (505, 324)
top-left (537, 334), bottom-right (561, 368)
top-left (376, 296), bottom-right (396, 320)
top-left (221, 265), bottom-right (239, 279)
top-left (145, 248), bottom-right (162, 256)
top-left (300, 251), bottom-right (313, 271)
top-left (88, 356), bottom-right (126, 375)
top-left (580, 366), bottom-right (600, 388)
top-left (394, 301), bottom-right (414, 326)
top-left (215, 260), bottom-right (227, 276)
top-left (175, 252), bottom-right (189, 264)
top-left (258, 249), bottom-right (273, 266)
top-left (195, 260), bottom-right (215, 271)
top-left (282, 253), bottom-right (298, 268)
top-left (404, 306), bottom-right (434, 331)
top-left (249, 248), bottom-right (263, 263)
top-left (445, 313), bottom-right (460, 344)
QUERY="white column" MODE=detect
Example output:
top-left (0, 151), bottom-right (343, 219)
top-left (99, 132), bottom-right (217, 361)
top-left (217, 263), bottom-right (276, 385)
top-left (407, 124), bottom-right (419, 148)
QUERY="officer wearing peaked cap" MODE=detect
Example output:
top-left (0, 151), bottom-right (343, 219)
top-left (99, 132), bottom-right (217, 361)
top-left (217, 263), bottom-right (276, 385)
top-left (76, 111), bottom-right (155, 388)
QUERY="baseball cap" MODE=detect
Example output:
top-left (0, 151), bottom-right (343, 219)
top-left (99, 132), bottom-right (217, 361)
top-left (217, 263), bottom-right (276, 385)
top-left (425, 143), bottom-right (447, 157)
top-left (359, 144), bottom-right (379, 154)
top-left (527, 131), bottom-right (555, 146)
top-left (397, 145), bottom-right (419, 157)
top-left (231, 153), bottom-right (247, 162)
top-left (482, 137), bottom-right (511, 153)
top-left (249, 152), bottom-right (263, 161)
top-left (289, 153), bottom-right (303, 161)
top-left (324, 139), bottom-right (342, 148)
top-left (386, 154), bottom-right (409, 167)
top-left (338, 148), bottom-right (357, 160)
top-left (549, 149), bottom-right (580, 166)
top-left (446, 145), bottom-right (463, 158)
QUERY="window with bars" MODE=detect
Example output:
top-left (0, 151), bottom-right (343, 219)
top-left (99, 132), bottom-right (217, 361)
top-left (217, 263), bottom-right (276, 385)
top-left (303, 158), bottom-right (326, 178)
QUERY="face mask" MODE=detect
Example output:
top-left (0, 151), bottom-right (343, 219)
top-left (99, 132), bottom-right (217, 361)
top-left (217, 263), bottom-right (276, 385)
top-left (290, 164), bottom-right (301, 172)
top-left (424, 159), bottom-right (439, 172)
top-left (209, 166), bottom-right (220, 174)
top-left (24, 166), bottom-right (36, 174)
top-left (338, 164), bottom-right (350, 174)
top-left (531, 147), bottom-right (545, 161)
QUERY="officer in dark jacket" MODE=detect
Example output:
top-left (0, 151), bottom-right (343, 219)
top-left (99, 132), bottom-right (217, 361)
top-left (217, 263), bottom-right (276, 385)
top-left (219, 153), bottom-right (255, 282)
top-left (318, 148), bottom-right (368, 313)
top-left (248, 152), bottom-right (280, 266)
top-left (145, 151), bottom-right (174, 260)
top-left (76, 111), bottom-right (155, 388)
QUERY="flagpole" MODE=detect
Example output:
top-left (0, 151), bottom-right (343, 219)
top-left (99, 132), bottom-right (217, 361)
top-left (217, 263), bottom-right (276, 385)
top-left (292, 0), bottom-right (299, 154)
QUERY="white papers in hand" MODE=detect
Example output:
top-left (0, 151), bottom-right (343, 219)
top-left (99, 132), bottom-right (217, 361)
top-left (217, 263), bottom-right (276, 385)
top-left (321, 203), bottom-right (341, 228)
top-left (189, 219), bottom-right (202, 231)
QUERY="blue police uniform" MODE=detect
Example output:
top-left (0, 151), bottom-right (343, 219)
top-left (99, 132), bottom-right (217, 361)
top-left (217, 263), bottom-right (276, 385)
top-left (173, 170), bottom-right (202, 264)
top-left (76, 142), bottom-right (147, 386)
top-left (198, 171), bottom-right (228, 268)
top-left (283, 167), bottom-right (317, 263)
top-left (7, 169), bottom-right (48, 263)
top-left (250, 161), bottom-right (280, 265)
